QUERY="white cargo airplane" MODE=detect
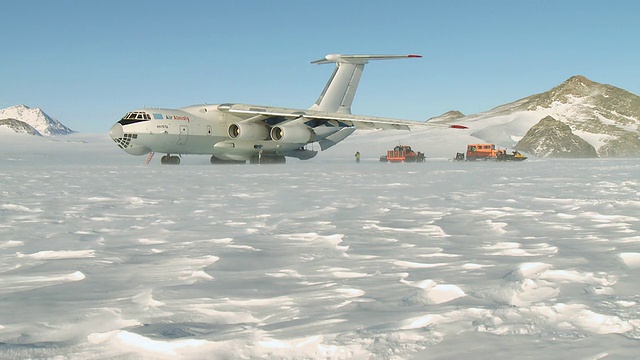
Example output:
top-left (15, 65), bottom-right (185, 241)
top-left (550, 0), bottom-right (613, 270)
top-left (109, 54), bottom-right (466, 164)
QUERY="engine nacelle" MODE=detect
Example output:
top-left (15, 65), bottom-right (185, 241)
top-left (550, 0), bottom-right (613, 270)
top-left (270, 125), bottom-right (313, 143)
top-left (228, 122), bottom-right (270, 140)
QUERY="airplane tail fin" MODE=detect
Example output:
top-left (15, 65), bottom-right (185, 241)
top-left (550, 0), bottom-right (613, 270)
top-left (308, 54), bottom-right (421, 114)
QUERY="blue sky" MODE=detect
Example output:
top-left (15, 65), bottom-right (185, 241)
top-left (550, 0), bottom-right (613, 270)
top-left (2, 0), bottom-right (638, 133)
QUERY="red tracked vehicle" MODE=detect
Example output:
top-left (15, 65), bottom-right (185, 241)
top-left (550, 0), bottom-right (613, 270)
top-left (380, 145), bottom-right (425, 163)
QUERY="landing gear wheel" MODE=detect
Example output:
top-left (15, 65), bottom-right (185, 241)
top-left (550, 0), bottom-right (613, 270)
top-left (210, 155), bottom-right (223, 164)
top-left (161, 155), bottom-right (180, 165)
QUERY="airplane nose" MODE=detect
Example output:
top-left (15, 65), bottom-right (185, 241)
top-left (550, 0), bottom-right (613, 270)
top-left (109, 123), bottom-right (124, 140)
top-left (110, 122), bottom-right (151, 155)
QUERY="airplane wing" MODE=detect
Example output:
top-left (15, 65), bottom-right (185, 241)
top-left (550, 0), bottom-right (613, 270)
top-left (217, 103), bottom-right (465, 130)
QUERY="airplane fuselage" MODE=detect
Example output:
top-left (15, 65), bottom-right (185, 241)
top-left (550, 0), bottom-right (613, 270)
top-left (109, 54), bottom-right (435, 164)
top-left (109, 104), bottom-right (323, 162)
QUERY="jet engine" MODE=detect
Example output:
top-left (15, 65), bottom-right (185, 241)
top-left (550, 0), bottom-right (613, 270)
top-left (270, 125), bottom-right (313, 143)
top-left (228, 122), bottom-right (270, 140)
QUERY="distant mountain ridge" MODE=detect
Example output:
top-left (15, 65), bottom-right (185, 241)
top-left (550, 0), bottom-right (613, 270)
top-left (427, 110), bottom-right (465, 122)
top-left (0, 105), bottom-right (74, 136)
top-left (429, 75), bottom-right (640, 158)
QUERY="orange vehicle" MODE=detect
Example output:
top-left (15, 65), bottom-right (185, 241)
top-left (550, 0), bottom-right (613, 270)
top-left (462, 143), bottom-right (527, 161)
top-left (380, 145), bottom-right (426, 162)
top-left (465, 143), bottom-right (498, 161)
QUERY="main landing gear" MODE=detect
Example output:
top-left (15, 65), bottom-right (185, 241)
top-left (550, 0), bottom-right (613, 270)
top-left (249, 155), bottom-right (286, 164)
top-left (210, 155), bottom-right (245, 164)
top-left (208, 154), bottom-right (286, 164)
top-left (161, 154), bottom-right (180, 165)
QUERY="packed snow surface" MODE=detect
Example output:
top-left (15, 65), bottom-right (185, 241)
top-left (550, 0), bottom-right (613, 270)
top-left (1, 134), bottom-right (639, 359)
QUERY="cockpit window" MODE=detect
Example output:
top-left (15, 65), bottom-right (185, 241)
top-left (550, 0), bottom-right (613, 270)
top-left (119, 111), bottom-right (151, 125)
top-left (121, 112), bottom-right (151, 121)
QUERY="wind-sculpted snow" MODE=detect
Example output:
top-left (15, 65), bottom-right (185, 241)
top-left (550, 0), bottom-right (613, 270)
top-left (1, 147), bottom-right (639, 358)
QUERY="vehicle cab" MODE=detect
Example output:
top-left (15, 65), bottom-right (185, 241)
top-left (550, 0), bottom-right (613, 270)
top-left (466, 143), bottom-right (497, 160)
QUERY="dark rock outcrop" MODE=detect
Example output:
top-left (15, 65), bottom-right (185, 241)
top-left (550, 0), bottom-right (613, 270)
top-left (515, 116), bottom-right (597, 158)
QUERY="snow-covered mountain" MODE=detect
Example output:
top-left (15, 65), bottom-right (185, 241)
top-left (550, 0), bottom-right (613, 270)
top-left (0, 105), bottom-right (74, 136)
top-left (443, 75), bottom-right (640, 158)
top-left (0, 118), bottom-right (42, 136)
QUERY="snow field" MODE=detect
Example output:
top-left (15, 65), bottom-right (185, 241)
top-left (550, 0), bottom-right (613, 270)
top-left (0, 136), bottom-right (639, 359)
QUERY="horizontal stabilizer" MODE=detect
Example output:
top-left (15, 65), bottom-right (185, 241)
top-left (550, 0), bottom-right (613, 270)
top-left (311, 54), bottom-right (422, 65)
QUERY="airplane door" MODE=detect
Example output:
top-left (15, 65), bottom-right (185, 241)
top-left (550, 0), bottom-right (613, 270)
top-left (178, 125), bottom-right (189, 145)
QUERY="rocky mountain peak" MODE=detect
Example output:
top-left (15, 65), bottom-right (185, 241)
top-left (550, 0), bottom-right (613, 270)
top-left (524, 75), bottom-right (639, 114)
top-left (559, 75), bottom-right (596, 91)
top-left (525, 75), bottom-right (603, 110)
top-left (514, 115), bottom-right (598, 158)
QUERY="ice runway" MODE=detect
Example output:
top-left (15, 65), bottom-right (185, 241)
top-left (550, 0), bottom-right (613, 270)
top-left (1, 141), bottom-right (639, 359)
